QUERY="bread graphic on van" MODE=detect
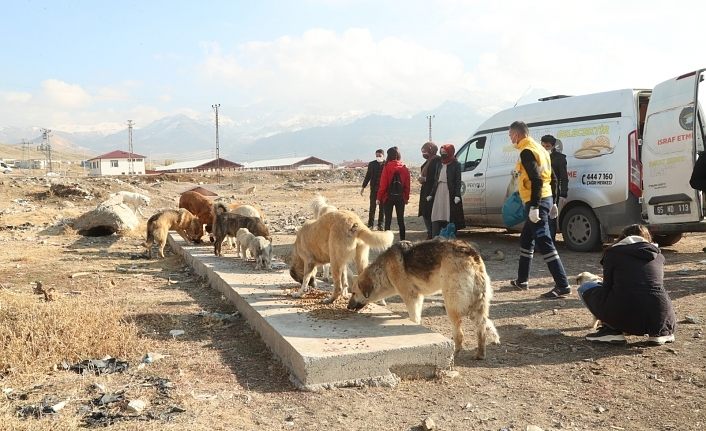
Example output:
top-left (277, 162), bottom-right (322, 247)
top-left (574, 135), bottom-right (614, 159)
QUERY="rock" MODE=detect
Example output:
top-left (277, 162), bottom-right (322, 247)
top-left (72, 202), bottom-right (139, 235)
top-left (552, 308), bottom-right (558, 315)
top-left (50, 183), bottom-right (92, 198)
top-left (169, 329), bottom-right (185, 337)
top-left (50, 401), bottom-right (66, 413)
top-left (142, 352), bottom-right (167, 363)
top-left (91, 383), bottom-right (107, 393)
top-left (439, 369), bottom-right (459, 379)
top-left (127, 399), bottom-right (146, 414)
top-left (595, 405), bottom-right (606, 413)
top-left (534, 328), bottom-right (562, 337)
top-left (422, 417), bottom-right (435, 430)
top-left (683, 316), bottom-right (700, 324)
top-left (527, 426), bottom-right (545, 431)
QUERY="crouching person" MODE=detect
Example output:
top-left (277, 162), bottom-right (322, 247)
top-left (579, 224), bottom-right (676, 345)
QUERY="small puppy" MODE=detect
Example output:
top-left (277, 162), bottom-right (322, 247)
top-left (255, 236), bottom-right (273, 270)
top-left (235, 227), bottom-right (257, 259)
top-left (576, 271), bottom-right (603, 329)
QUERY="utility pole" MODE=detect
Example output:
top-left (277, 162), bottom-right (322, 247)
top-left (212, 103), bottom-right (221, 184)
top-left (21, 139), bottom-right (30, 172)
top-left (426, 114), bottom-right (435, 142)
top-left (38, 128), bottom-right (53, 173)
top-left (127, 120), bottom-right (134, 175)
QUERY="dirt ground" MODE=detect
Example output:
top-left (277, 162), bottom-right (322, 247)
top-left (0, 169), bottom-right (704, 431)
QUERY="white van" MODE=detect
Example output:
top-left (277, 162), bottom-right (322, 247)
top-left (456, 68), bottom-right (706, 251)
top-left (0, 160), bottom-right (12, 174)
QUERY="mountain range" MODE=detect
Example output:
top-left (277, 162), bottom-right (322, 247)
top-left (0, 101), bottom-right (487, 164)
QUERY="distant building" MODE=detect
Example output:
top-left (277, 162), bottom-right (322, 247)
top-left (243, 156), bottom-right (334, 171)
top-left (154, 158), bottom-right (242, 173)
top-left (339, 159), bottom-right (367, 169)
top-left (87, 150), bottom-right (146, 176)
top-left (15, 159), bottom-right (47, 169)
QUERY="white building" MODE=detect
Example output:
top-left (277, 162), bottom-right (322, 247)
top-left (87, 150), bottom-right (146, 176)
top-left (243, 156), bottom-right (334, 171)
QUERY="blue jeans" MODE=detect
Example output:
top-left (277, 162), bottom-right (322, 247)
top-left (577, 281), bottom-right (602, 306)
top-left (517, 196), bottom-right (569, 288)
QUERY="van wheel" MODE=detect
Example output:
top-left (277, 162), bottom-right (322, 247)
top-left (560, 206), bottom-right (602, 252)
top-left (652, 233), bottom-right (683, 247)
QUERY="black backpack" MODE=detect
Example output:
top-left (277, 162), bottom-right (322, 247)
top-left (388, 172), bottom-right (403, 199)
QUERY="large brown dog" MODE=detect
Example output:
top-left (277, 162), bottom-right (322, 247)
top-left (289, 210), bottom-right (393, 304)
top-left (212, 203), bottom-right (271, 256)
top-left (178, 191), bottom-right (214, 241)
top-left (143, 208), bottom-right (203, 259)
top-left (347, 239), bottom-right (500, 359)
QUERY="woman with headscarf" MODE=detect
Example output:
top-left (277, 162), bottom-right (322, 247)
top-left (428, 143), bottom-right (465, 237)
top-left (418, 141), bottom-right (441, 240)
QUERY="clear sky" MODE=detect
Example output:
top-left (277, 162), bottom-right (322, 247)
top-left (1, 0), bottom-right (704, 133)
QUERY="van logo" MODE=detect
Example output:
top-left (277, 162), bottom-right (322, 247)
top-left (679, 107), bottom-right (694, 131)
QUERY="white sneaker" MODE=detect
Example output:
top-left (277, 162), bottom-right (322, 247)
top-left (646, 334), bottom-right (675, 345)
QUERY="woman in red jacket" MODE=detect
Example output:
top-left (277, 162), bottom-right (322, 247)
top-left (376, 146), bottom-right (411, 240)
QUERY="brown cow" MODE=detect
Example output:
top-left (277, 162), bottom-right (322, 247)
top-left (178, 190), bottom-right (214, 243)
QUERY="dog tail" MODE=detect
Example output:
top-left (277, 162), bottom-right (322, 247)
top-left (310, 194), bottom-right (327, 218)
top-left (356, 225), bottom-right (394, 250)
top-left (144, 213), bottom-right (158, 246)
top-left (213, 202), bottom-right (228, 216)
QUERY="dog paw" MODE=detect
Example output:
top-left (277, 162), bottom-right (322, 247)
top-left (291, 290), bottom-right (305, 299)
top-left (320, 295), bottom-right (337, 304)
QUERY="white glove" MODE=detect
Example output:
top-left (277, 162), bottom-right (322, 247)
top-left (528, 207), bottom-right (540, 223)
top-left (549, 204), bottom-right (558, 219)
top-left (375, 200), bottom-right (380, 205)
top-left (454, 196), bottom-right (461, 204)
top-left (360, 188), bottom-right (364, 196)
top-left (558, 197), bottom-right (567, 208)
top-left (426, 196), bottom-right (432, 202)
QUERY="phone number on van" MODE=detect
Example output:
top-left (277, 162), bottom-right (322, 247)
top-left (581, 172), bottom-right (614, 187)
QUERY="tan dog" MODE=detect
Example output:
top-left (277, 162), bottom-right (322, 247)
top-left (289, 210), bottom-right (393, 304)
top-left (310, 194), bottom-right (337, 281)
top-left (143, 208), bottom-right (203, 259)
top-left (576, 271), bottom-right (603, 329)
top-left (311, 194), bottom-right (337, 218)
top-left (178, 191), bottom-right (214, 242)
top-left (348, 240), bottom-right (500, 359)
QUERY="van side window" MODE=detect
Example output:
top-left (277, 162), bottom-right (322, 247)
top-left (456, 137), bottom-right (486, 172)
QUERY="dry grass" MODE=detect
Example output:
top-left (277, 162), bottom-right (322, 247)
top-left (0, 292), bottom-right (142, 375)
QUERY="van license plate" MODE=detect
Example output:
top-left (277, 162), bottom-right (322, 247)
top-left (654, 203), bottom-right (691, 215)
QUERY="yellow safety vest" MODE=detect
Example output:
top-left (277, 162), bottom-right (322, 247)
top-left (514, 137), bottom-right (553, 204)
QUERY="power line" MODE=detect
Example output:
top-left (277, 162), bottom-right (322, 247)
top-left (38, 128), bottom-right (53, 173)
top-left (212, 103), bottom-right (221, 183)
top-left (127, 120), bottom-right (134, 175)
top-left (426, 114), bottom-right (435, 142)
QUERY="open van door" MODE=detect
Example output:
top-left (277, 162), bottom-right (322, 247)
top-left (642, 69), bottom-right (705, 226)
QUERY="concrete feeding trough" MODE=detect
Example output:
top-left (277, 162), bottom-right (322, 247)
top-left (168, 235), bottom-right (454, 390)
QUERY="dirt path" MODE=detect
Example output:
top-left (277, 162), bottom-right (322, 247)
top-left (1, 171), bottom-right (704, 430)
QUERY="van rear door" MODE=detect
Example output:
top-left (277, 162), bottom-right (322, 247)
top-left (642, 69), bottom-right (705, 224)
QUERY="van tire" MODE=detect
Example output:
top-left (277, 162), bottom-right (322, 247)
top-left (652, 233), bottom-right (683, 247)
top-left (560, 206), bottom-right (602, 252)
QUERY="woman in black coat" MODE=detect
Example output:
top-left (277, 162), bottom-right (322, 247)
top-left (418, 142), bottom-right (441, 239)
top-left (428, 143), bottom-right (465, 237)
top-left (579, 224), bottom-right (676, 345)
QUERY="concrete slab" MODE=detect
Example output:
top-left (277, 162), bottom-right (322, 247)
top-left (168, 235), bottom-right (454, 390)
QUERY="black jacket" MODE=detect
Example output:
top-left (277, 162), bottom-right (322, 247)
top-left (429, 160), bottom-right (466, 229)
top-left (362, 160), bottom-right (384, 194)
top-left (550, 150), bottom-right (568, 198)
top-left (582, 239), bottom-right (676, 336)
top-left (690, 152), bottom-right (706, 191)
top-left (418, 156), bottom-right (441, 217)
